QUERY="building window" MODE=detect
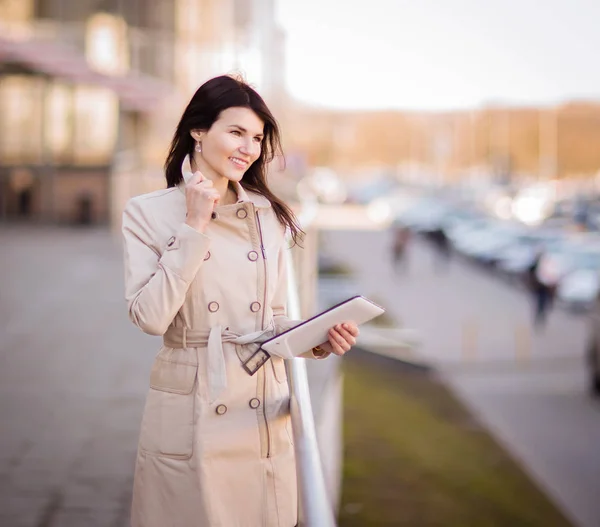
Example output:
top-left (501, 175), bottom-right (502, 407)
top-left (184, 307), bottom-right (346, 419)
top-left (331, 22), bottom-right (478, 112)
top-left (0, 75), bottom-right (43, 164)
top-left (44, 82), bottom-right (73, 164)
top-left (86, 13), bottom-right (129, 75)
top-left (72, 86), bottom-right (118, 165)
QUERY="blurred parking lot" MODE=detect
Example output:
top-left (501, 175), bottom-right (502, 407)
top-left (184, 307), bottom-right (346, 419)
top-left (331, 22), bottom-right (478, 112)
top-left (320, 210), bottom-right (600, 527)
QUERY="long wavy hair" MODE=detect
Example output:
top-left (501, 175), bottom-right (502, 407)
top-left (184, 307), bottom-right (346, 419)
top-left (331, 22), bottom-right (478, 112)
top-left (164, 75), bottom-right (304, 245)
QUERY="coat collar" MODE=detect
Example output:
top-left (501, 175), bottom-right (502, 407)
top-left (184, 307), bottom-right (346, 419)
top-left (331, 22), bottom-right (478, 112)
top-left (180, 155), bottom-right (271, 209)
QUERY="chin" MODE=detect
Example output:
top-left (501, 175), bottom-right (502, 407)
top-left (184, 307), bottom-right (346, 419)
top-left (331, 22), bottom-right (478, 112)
top-left (223, 168), bottom-right (247, 182)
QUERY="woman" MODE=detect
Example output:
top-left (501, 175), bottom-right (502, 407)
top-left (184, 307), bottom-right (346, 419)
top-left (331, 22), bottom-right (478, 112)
top-left (122, 75), bottom-right (359, 527)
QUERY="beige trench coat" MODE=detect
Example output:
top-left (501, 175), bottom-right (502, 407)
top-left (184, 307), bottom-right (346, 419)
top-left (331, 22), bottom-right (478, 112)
top-left (122, 157), bottom-right (325, 527)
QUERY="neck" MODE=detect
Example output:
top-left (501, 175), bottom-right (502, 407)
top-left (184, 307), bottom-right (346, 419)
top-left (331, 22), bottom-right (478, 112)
top-left (191, 153), bottom-right (237, 206)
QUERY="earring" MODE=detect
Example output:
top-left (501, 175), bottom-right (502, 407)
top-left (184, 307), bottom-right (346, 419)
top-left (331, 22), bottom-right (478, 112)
top-left (195, 141), bottom-right (202, 153)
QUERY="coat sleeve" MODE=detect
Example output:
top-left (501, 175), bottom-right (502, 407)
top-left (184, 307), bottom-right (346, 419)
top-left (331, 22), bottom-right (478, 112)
top-left (271, 241), bottom-right (330, 360)
top-left (122, 197), bottom-right (211, 336)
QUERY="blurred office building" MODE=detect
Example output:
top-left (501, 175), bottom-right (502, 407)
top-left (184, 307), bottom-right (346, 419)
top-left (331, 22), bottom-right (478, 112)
top-left (0, 0), bottom-right (286, 226)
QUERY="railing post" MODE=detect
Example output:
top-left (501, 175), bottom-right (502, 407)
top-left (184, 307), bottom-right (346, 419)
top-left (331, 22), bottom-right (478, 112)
top-left (284, 201), bottom-right (337, 526)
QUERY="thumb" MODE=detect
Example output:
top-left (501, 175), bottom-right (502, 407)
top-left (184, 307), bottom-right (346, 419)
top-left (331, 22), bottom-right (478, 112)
top-left (187, 171), bottom-right (204, 185)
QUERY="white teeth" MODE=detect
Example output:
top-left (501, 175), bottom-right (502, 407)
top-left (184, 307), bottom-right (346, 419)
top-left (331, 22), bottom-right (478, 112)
top-left (230, 157), bottom-right (246, 167)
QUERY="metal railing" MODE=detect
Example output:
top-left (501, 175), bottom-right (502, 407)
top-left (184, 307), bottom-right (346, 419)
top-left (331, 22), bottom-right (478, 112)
top-left (284, 202), bottom-right (337, 527)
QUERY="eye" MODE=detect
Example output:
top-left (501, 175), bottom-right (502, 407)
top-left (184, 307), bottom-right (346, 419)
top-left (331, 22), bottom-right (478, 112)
top-left (254, 137), bottom-right (263, 143)
top-left (230, 130), bottom-right (241, 136)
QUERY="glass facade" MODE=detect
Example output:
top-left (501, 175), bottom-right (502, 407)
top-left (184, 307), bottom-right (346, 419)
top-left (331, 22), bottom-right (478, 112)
top-left (0, 75), bottom-right (117, 167)
top-left (44, 82), bottom-right (72, 164)
top-left (0, 75), bottom-right (44, 165)
top-left (72, 86), bottom-right (118, 166)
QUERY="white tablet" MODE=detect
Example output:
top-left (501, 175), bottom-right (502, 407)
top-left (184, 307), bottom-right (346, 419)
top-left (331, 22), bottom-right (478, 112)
top-left (261, 295), bottom-right (385, 358)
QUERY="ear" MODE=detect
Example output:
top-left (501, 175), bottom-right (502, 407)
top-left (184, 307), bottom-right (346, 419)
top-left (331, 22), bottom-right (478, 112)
top-left (190, 129), bottom-right (204, 141)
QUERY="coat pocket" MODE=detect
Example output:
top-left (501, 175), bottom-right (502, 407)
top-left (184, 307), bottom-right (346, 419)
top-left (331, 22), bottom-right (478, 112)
top-left (271, 356), bottom-right (288, 384)
top-left (139, 353), bottom-right (198, 459)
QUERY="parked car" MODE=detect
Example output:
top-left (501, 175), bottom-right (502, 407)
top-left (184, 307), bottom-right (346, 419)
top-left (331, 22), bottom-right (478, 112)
top-left (496, 231), bottom-right (564, 277)
top-left (395, 198), bottom-right (452, 233)
top-left (449, 220), bottom-right (495, 255)
top-left (553, 247), bottom-right (600, 310)
top-left (586, 297), bottom-right (600, 395)
top-left (453, 222), bottom-right (523, 264)
top-left (466, 226), bottom-right (526, 265)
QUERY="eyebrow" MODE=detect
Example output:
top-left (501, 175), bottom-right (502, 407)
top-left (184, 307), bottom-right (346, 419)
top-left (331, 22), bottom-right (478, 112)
top-left (229, 125), bottom-right (263, 138)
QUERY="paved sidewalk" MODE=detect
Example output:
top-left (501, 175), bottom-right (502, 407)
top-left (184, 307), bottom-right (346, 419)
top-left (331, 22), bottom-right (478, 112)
top-left (321, 228), bottom-right (600, 527)
top-left (0, 226), bottom-right (157, 527)
top-left (0, 225), bottom-right (342, 527)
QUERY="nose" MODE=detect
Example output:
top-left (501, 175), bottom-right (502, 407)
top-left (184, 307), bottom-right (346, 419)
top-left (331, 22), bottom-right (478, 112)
top-left (240, 139), bottom-right (258, 157)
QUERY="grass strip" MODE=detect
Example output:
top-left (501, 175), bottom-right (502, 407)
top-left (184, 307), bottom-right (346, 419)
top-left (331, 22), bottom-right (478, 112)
top-left (339, 350), bottom-right (571, 527)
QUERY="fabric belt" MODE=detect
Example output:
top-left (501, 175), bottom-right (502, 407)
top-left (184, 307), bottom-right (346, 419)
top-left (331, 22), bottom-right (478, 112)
top-left (163, 324), bottom-right (287, 403)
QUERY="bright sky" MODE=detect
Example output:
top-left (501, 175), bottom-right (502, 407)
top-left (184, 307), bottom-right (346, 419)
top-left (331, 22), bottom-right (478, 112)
top-left (276, 0), bottom-right (599, 111)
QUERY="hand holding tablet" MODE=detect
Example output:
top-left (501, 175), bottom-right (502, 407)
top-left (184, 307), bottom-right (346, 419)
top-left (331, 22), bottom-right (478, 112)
top-left (261, 296), bottom-right (385, 359)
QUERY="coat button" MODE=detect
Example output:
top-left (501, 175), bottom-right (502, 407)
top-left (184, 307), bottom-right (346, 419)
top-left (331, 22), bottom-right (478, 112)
top-left (236, 208), bottom-right (248, 219)
top-left (204, 251), bottom-right (211, 261)
top-left (248, 251), bottom-right (258, 261)
top-left (208, 301), bottom-right (219, 313)
top-left (215, 404), bottom-right (227, 415)
top-left (250, 301), bottom-right (261, 313)
top-left (211, 212), bottom-right (218, 220)
top-left (249, 398), bottom-right (260, 409)
top-left (167, 236), bottom-right (176, 247)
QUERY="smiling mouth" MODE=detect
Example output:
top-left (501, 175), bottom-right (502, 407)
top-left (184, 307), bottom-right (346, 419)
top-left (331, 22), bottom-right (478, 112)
top-left (230, 157), bottom-right (249, 169)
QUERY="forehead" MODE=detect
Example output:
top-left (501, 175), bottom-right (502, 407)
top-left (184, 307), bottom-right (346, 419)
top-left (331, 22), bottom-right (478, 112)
top-left (215, 107), bottom-right (264, 134)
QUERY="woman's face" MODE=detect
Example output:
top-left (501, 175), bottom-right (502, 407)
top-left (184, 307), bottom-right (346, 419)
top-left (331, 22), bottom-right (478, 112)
top-left (193, 106), bottom-right (264, 182)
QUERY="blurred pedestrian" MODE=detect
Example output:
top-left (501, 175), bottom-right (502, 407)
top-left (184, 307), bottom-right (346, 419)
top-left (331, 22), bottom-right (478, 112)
top-left (430, 227), bottom-right (451, 271)
top-left (391, 223), bottom-right (411, 273)
top-left (121, 75), bottom-right (359, 527)
top-left (526, 250), bottom-right (554, 328)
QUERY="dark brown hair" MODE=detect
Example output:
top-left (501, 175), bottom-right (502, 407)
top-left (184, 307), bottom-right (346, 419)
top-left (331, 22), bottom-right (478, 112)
top-left (164, 75), bottom-right (304, 245)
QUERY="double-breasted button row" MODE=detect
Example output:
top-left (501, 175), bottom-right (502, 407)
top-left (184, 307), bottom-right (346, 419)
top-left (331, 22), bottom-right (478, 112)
top-left (204, 250), bottom-right (258, 262)
top-left (215, 400), bottom-right (261, 415)
top-left (210, 208), bottom-right (249, 220)
top-left (208, 301), bottom-right (260, 313)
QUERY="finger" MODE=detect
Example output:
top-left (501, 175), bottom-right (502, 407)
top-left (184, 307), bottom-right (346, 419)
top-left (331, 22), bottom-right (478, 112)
top-left (342, 322), bottom-right (360, 337)
top-left (335, 325), bottom-right (356, 346)
top-left (334, 324), bottom-right (355, 343)
top-left (198, 178), bottom-right (213, 188)
top-left (329, 328), bottom-right (350, 353)
top-left (327, 334), bottom-right (345, 356)
top-left (205, 190), bottom-right (220, 202)
top-left (187, 171), bottom-right (204, 185)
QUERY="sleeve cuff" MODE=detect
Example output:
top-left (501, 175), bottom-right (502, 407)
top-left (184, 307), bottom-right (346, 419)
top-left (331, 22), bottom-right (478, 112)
top-left (311, 345), bottom-right (331, 359)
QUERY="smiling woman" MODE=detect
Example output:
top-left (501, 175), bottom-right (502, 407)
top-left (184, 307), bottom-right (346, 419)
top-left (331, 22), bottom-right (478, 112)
top-left (163, 75), bottom-right (302, 242)
top-left (121, 74), bottom-right (360, 527)
top-left (188, 107), bottom-right (265, 205)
